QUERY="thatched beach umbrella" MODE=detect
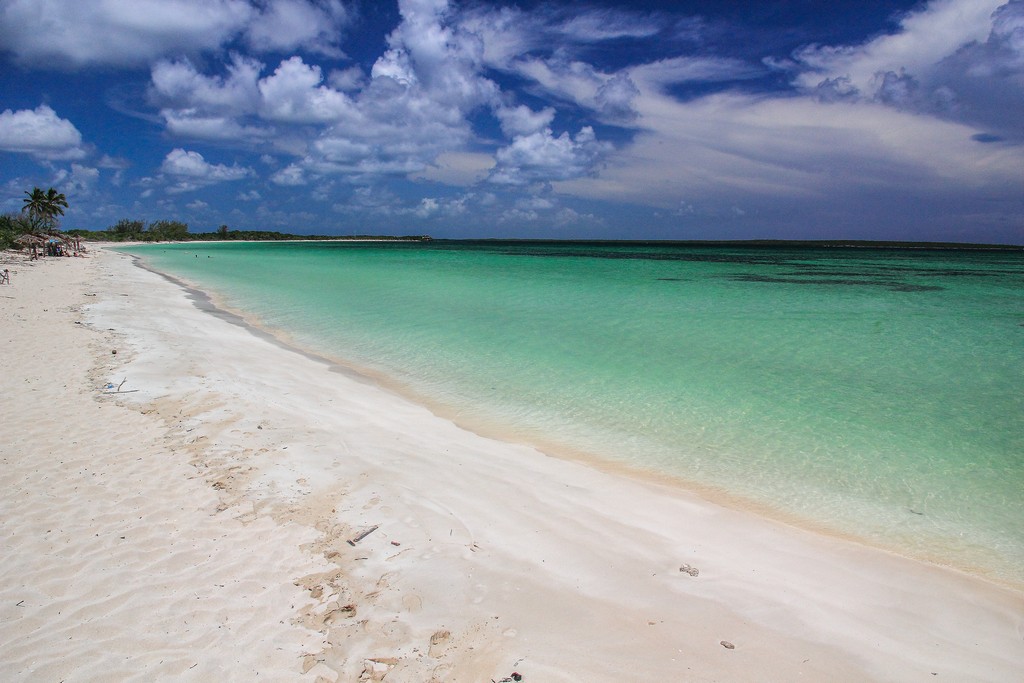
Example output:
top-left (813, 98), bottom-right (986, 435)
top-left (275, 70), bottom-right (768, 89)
top-left (15, 233), bottom-right (46, 258)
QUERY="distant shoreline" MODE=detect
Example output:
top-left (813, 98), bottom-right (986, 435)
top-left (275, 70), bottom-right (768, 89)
top-left (109, 237), bottom-right (1024, 250)
top-left (69, 231), bottom-right (432, 244)
top-left (424, 238), bottom-right (1024, 251)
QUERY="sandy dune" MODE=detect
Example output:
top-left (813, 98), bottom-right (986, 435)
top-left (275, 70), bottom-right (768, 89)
top-left (1, 246), bottom-right (1021, 682)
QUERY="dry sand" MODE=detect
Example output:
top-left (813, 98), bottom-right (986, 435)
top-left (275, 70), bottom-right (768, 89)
top-left (1, 246), bottom-right (1022, 682)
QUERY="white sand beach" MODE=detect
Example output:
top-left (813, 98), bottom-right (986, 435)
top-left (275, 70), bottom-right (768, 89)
top-left (1, 246), bottom-right (1022, 682)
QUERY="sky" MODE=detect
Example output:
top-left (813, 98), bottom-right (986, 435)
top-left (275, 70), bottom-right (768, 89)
top-left (1, 0), bottom-right (1022, 242)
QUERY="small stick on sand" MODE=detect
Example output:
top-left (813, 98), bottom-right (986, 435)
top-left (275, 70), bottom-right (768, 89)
top-left (347, 525), bottom-right (379, 546)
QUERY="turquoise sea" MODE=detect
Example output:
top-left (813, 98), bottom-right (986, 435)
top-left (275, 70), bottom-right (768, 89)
top-left (127, 241), bottom-right (1024, 585)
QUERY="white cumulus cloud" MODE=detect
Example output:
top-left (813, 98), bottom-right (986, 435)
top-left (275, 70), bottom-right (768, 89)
top-left (161, 111), bottom-right (273, 141)
top-left (793, 0), bottom-right (1004, 95)
top-left (0, 0), bottom-right (350, 67)
top-left (0, 105), bottom-right (86, 159)
top-left (258, 57), bottom-right (357, 123)
top-left (271, 164), bottom-right (307, 186)
top-left (489, 126), bottom-right (612, 186)
top-left (789, 0), bottom-right (1024, 138)
top-left (495, 104), bottom-right (555, 137)
top-left (51, 163), bottom-right (100, 196)
top-left (151, 55), bottom-right (262, 113)
top-left (245, 0), bottom-right (350, 56)
top-left (160, 148), bottom-right (253, 192)
top-left (0, 0), bottom-right (252, 67)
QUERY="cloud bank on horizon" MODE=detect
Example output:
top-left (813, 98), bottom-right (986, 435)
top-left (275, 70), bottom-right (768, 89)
top-left (0, 0), bottom-right (1021, 242)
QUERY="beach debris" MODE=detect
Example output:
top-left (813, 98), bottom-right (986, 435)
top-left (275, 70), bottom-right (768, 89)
top-left (347, 524), bottom-right (379, 546)
top-left (102, 378), bottom-right (139, 394)
top-left (111, 349), bottom-right (117, 354)
top-left (720, 640), bottom-right (735, 650)
top-left (679, 563), bottom-right (699, 577)
top-left (390, 540), bottom-right (401, 546)
top-left (493, 673), bottom-right (523, 682)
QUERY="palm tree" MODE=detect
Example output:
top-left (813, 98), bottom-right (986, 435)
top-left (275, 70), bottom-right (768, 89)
top-left (22, 187), bottom-right (47, 231)
top-left (45, 187), bottom-right (68, 226)
top-left (22, 186), bottom-right (68, 233)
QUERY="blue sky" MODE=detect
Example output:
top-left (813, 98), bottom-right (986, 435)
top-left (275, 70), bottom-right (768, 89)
top-left (1, 0), bottom-right (1022, 242)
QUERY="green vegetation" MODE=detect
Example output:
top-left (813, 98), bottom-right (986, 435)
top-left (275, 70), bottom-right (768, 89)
top-left (78, 218), bottom-right (189, 242)
top-left (22, 187), bottom-right (68, 232)
top-left (5, 184), bottom-right (428, 250)
top-left (0, 187), bottom-right (70, 251)
top-left (0, 212), bottom-right (33, 250)
top-left (69, 221), bottom-right (431, 242)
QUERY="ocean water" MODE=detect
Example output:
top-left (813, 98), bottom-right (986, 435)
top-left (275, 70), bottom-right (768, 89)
top-left (127, 241), bottom-right (1024, 584)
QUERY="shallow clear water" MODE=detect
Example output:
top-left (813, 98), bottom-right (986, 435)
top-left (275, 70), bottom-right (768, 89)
top-left (128, 241), bottom-right (1024, 583)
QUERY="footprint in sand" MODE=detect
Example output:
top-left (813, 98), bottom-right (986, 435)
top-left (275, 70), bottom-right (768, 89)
top-left (323, 601), bottom-right (357, 626)
top-left (367, 618), bottom-right (411, 642)
top-left (429, 629), bottom-right (451, 657)
top-left (402, 593), bottom-right (422, 613)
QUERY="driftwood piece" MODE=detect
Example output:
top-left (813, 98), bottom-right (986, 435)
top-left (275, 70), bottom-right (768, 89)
top-left (346, 524), bottom-right (379, 546)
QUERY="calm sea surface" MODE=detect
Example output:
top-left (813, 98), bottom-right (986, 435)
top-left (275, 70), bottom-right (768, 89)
top-left (126, 241), bottom-right (1024, 584)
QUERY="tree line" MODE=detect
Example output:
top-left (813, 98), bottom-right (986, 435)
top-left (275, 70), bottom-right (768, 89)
top-left (0, 186), bottom-right (69, 249)
top-left (71, 218), bottom-right (192, 242)
top-left (69, 221), bottom-right (431, 242)
top-left (2, 185), bottom-right (431, 250)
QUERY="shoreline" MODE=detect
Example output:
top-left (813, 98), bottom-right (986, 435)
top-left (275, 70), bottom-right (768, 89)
top-left (126, 245), bottom-right (1024, 591)
top-left (3, 246), bottom-right (1023, 681)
